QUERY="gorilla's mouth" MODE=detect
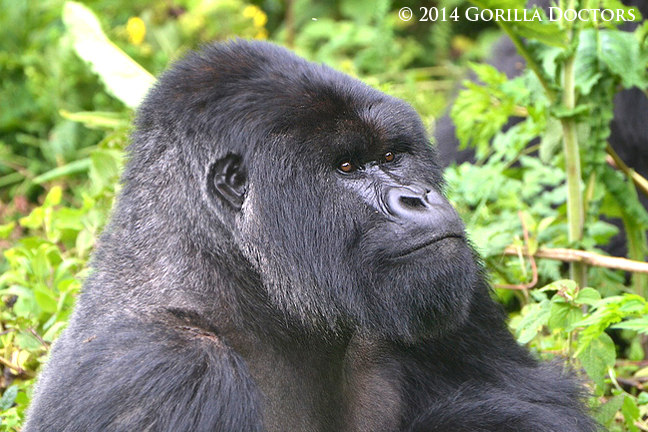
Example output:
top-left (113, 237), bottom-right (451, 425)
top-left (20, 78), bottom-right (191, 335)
top-left (391, 233), bottom-right (464, 258)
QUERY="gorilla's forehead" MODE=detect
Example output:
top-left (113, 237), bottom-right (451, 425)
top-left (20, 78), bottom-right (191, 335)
top-left (143, 40), bottom-right (428, 159)
top-left (278, 86), bottom-right (426, 158)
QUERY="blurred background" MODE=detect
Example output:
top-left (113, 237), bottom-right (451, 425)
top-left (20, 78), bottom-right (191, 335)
top-left (1, 0), bottom-right (648, 430)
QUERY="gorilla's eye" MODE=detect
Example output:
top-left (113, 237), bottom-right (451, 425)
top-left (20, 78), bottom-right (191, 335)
top-left (339, 160), bottom-right (357, 173)
top-left (383, 151), bottom-right (395, 162)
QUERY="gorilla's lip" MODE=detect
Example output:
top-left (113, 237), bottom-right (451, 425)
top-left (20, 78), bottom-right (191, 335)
top-left (391, 233), bottom-right (464, 258)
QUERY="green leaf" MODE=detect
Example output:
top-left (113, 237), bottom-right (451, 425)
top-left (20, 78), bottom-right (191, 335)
top-left (32, 158), bottom-right (92, 184)
top-left (19, 207), bottom-right (45, 230)
top-left (32, 246), bottom-right (52, 282)
top-left (53, 208), bottom-right (85, 231)
top-left (595, 394), bottom-right (625, 426)
top-left (42, 321), bottom-right (68, 343)
top-left (548, 302), bottom-right (582, 331)
top-left (516, 299), bottom-right (551, 344)
top-left (622, 395), bottom-right (640, 428)
top-left (550, 103), bottom-right (590, 120)
top-left (0, 386), bottom-right (18, 411)
top-left (76, 229), bottom-right (95, 257)
top-left (539, 117), bottom-right (562, 163)
top-left (599, 30), bottom-right (648, 89)
top-left (43, 186), bottom-right (62, 207)
top-left (89, 150), bottom-right (121, 189)
top-left (0, 221), bottom-right (16, 239)
top-left (1, 285), bottom-right (38, 318)
top-left (46, 121), bottom-right (79, 164)
top-left (15, 331), bottom-right (42, 350)
top-left (586, 220), bottom-right (619, 245)
top-left (577, 332), bottom-right (616, 389)
top-left (340, 0), bottom-right (389, 22)
top-left (33, 285), bottom-right (57, 314)
top-left (637, 392), bottom-right (648, 405)
top-left (573, 30), bottom-right (603, 96)
top-left (539, 279), bottom-right (578, 293)
top-left (62, 2), bottom-right (155, 109)
top-left (574, 288), bottom-right (601, 306)
top-left (612, 317), bottom-right (648, 334)
top-left (60, 110), bottom-right (129, 130)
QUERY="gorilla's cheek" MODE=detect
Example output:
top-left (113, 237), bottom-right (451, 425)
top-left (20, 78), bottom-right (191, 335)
top-left (352, 238), bottom-right (479, 339)
top-left (234, 183), bottom-right (356, 324)
top-left (236, 180), bottom-right (477, 340)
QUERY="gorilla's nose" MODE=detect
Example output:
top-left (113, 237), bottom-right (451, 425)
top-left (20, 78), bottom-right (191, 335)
top-left (385, 185), bottom-right (461, 228)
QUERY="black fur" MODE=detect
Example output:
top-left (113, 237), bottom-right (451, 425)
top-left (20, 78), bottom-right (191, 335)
top-left (25, 40), bottom-right (598, 431)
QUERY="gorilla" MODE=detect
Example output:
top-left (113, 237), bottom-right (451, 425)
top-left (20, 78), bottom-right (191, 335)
top-left (24, 40), bottom-right (597, 432)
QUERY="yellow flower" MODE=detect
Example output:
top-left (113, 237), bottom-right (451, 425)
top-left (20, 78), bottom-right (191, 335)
top-left (340, 59), bottom-right (354, 73)
top-left (127, 17), bottom-right (146, 45)
top-left (243, 5), bottom-right (267, 28)
top-left (243, 5), bottom-right (257, 18)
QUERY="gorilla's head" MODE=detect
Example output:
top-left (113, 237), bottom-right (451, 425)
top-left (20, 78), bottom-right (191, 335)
top-left (128, 40), bottom-right (481, 342)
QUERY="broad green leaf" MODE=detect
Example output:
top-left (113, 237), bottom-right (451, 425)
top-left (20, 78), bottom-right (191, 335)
top-left (32, 246), bottom-right (53, 282)
top-left (539, 117), bottom-right (562, 163)
top-left (622, 395), bottom-right (640, 429)
top-left (586, 220), bottom-right (619, 245)
top-left (0, 221), bottom-right (15, 239)
top-left (53, 208), bottom-right (85, 231)
top-left (596, 394), bottom-right (625, 426)
top-left (0, 386), bottom-right (18, 411)
top-left (15, 332), bottom-right (43, 350)
top-left (19, 207), bottom-right (45, 230)
top-left (516, 299), bottom-right (551, 344)
top-left (1, 285), bottom-right (39, 318)
top-left (574, 288), bottom-right (601, 306)
top-left (573, 30), bottom-right (603, 96)
top-left (33, 285), bottom-right (58, 314)
top-left (578, 332), bottom-right (616, 389)
top-left (548, 302), bottom-right (582, 331)
top-left (43, 186), bottom-right (62, 207)
top-left (599, 30), bottom-right (648, 89)
top-left (90, 150), bottom-right (121, 189)
top-left (63, 2), bottom-right (155, 109)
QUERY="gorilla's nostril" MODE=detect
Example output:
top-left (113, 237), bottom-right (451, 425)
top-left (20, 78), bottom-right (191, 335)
top-left (400, 196), bottom-right (426, 209)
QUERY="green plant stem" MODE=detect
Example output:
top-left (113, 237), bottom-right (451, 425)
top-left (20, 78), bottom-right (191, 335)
top-left (498, 24), bottom-right (556, 101)
top-left (607, 143), bottom-right (648, 198)
top-left (560, 0), bottom-right (587, 288)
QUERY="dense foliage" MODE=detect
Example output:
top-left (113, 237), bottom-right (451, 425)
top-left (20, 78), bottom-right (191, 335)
top-left (1, 0), bottom-right (647, 429)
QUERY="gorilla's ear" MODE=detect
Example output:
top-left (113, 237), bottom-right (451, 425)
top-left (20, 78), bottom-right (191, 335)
top-left (208, 154), bottom-right (246, 210)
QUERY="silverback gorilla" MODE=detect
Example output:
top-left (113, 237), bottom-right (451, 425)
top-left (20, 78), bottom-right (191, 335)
top-left (24, 40), bottom-right (598, 432)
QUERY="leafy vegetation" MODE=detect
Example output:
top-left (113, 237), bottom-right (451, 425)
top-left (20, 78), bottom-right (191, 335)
top-left (1, 0), bottom-right (648, 429)
top-left (449, 0), bottom-right (648, 429)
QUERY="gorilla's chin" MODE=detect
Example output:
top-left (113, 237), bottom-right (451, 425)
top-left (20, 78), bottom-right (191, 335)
top-left (355, 238), bottom-right (480, 342)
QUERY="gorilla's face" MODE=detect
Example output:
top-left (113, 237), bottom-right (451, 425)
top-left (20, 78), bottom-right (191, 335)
top-left (222, 87), bottom-right (480, 342)
top-left (185, 43), bottom-right (480, 341)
